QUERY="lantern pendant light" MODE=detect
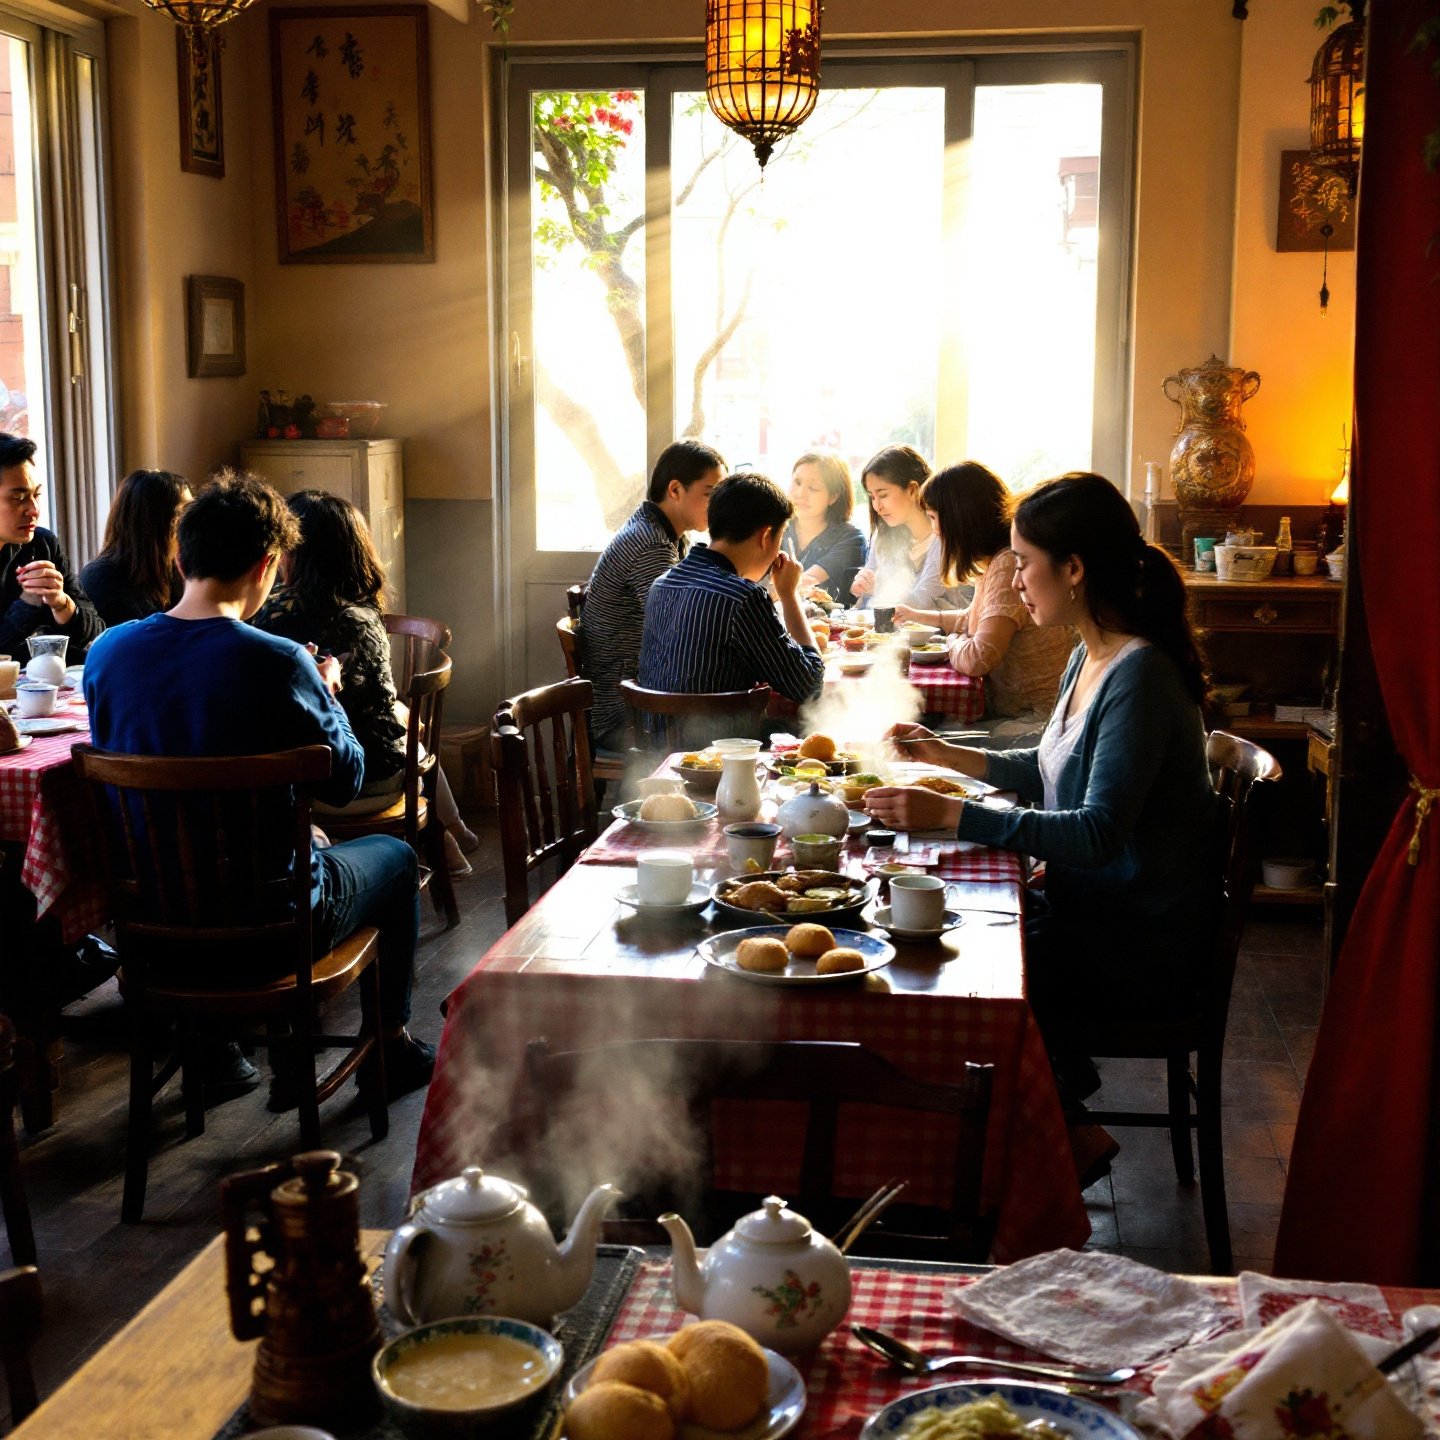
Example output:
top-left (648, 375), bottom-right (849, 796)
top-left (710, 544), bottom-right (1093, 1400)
top-left (705, 1), bottom-right (823, 170)
top-left (143, 0), bottom-right (258, 59)
top-left (1308, 0), bottom-right (1366, 198)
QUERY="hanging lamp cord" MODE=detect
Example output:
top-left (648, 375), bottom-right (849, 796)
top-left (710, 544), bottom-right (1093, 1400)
top-left (1409, 775), bottom-right (1440, 866)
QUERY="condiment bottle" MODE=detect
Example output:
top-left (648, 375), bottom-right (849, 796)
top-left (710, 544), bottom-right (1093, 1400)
top-left (1273, 516), bottom-right (1294, 577)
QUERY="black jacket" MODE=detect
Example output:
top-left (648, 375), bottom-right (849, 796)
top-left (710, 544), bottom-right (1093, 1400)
top-left (0, 528), bottom-right (105, 660)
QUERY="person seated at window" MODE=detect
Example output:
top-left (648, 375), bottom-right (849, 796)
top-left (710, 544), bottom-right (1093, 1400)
top-left (0, 432), bottom-right (104, 660)
top-left (895, 461), bottom-right (1075, 743)
top-left (849, 444), bottom-right (959, 611)
top-left (579, 439), bottom-right (724, 753)
top-left (252, 489), bottom-right (478, 876)
top-left (84, 470), bottom-right (436, 1107)
top-left (637, 471), bottom-right (824, 735)
top-left (79, 469), bottom-right (192, 627)
top-left (866, 473), bottom-right (1216, 1076)
top-left (782, 449), bottom-right (866, 605)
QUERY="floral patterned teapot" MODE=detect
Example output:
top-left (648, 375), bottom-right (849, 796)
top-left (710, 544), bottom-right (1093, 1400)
top-left (660, 1196), bottom-right (852, 1353)
top-left (383, 1166), bottom-right (620, 1326)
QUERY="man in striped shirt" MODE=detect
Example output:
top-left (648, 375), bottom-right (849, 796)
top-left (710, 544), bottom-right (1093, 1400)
top-left (579, 439), bottom-right (725, 751)
top-left (638, 472), bottom-right (824, 736)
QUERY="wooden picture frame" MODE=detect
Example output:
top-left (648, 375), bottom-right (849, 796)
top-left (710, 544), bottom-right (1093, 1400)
top-left (186, 275), bottom-right (246, 378)
top-left (177, 31), bottom-right (224, 178)
top-left (1276, 149), bottom-right (1356, 252)
top-left (269, 5), bottom-right (435, 263)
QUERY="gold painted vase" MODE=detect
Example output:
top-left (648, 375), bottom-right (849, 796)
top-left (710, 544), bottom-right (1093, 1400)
top-left (1162, 354), bottom-right (1261, 512)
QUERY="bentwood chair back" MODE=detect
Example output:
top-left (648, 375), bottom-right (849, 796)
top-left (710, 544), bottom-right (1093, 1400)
top-left (322, 650), bottom-right (458, 930)
top-left (0, 1265), bottom-right (41, 1423)
top-left (0, 1016), bottom-right (36, 1267)
top-left (617, 680), bottom-right (771, 755)
top-left (525, 1037), bottom-right (996, 1261)
top-left (385, 613), bottom-right (452, 693)
top-left (492, 678), bottom-right (600, 925)
top-left (71, 745), bottom-right (387, 1223)
top-left (1051, 729), bottom-right (1281, 1274)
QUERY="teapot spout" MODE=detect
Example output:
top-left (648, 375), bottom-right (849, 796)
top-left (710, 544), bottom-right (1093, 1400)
top-left (658, 1211), bottom-right (704, 1315)
top-left (554, 1183), bottom-right (623, 1310)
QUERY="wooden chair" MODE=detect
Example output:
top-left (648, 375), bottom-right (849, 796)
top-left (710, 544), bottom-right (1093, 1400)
top-left (524, 1038), bottom-right (996, 1261)
top-left (566, 584), bottom-right (588, 620)
top-left (556, 616), bottom-right (581, 681)
top-left (1049, 730), bottom-right (1282, 1274)
top-left (556, 617), bottom-right (626, 793)
top-left (71, 745), bottom-right (388, 1224)
top-left (385, 612), bottom-right (451, 691)
top-left (0, 1265), bottom-right (41, 1424)
top-left (0, 1016), bottom-right (36, 1267)
top-left (321, 651), bottom-right (459, 930)
top-left (617, 679), bottom-right (771, 754)
top-left (491, 678), bottom-right (600, 925)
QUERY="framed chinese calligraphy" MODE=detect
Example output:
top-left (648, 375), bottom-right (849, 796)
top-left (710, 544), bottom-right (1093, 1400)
top-left (269, 6), bottom-right (434, 263)
top-left (178, 31), bottom-right (224, 177)
top-left (1276, 149), bottom-right (1356, 252)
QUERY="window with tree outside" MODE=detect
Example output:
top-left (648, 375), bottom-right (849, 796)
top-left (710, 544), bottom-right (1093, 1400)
top-left (522, 54), bottom-right (1127, 554)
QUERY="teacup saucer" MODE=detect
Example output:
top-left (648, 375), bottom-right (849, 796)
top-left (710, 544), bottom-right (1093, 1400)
top-left (869, 904), bottom-right (964, 941)
top-left (616, 882), bottom-right (712, 916)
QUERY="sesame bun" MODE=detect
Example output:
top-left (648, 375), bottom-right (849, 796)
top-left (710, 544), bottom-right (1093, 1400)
top-left (667, 1322), bottom-right (769, 1431)
top-left (785, 923), bottom-right (836, 958)
top-left (566, 1380), bottom-right (675, 1440)
top-left (736, 937), bottom-right (789, 973)
top-left (816, 947), bottom-right (866, 974)
top-left (796, 734), bottom-right (838, 761)
top-left (592, 1341), bottom-right (690, 1420)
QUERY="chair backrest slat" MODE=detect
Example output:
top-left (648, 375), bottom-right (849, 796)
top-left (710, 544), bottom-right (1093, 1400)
top-left (618, 680), bottom-right (771, 753)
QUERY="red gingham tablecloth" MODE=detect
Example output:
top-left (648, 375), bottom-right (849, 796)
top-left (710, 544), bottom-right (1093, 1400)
top-left (0, 716), bottom-right (103, 942)
top-left (767, 660), bottom-right (986, 724)
top-left (598, 1260), bottom-right (1440, 1437)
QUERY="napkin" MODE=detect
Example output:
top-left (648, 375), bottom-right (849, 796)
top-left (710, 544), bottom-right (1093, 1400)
top-left (1238, 1270), bottom-right (1398, 1341)
top-left (948, 1248), bottom-right (1227, 1369)
top-left (1149, 1299), bottom-right (1422, 1439)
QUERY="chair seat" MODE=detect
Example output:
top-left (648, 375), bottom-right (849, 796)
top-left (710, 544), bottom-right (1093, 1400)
top-left (323, 794), bottom-right (429, 837)
top-left (119, 927), bottom-right (381, 1015)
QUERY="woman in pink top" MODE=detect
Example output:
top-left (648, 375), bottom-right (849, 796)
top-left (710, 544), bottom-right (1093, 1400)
top-left (896, 461), bottom-right (1075, 731)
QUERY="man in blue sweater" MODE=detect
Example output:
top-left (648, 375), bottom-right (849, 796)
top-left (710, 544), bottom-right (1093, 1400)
top-left (84, 472), bottom-right (434, 1105)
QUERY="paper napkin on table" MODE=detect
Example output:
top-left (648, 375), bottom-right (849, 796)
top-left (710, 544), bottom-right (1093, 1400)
top-left (1147, 1299), bottom-right (1422, 1439)
top-left (948, 1248), bottom-right (1228, 1370)
top-left (1238, 1270), bottom-right (1398, 1341)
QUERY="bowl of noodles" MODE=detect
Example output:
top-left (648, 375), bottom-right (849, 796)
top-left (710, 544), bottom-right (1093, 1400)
top-left (860, 1381), bottom-right (1143, 1440)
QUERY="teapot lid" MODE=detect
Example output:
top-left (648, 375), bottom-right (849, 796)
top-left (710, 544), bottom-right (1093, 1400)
top-left (420, 1165), bottom-right (527, 1223)
top-left (735, 1195), bottom-right (812, 1244)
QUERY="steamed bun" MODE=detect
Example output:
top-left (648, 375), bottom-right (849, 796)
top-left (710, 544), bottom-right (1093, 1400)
top-left (639, 792), bottom-right (699, 822)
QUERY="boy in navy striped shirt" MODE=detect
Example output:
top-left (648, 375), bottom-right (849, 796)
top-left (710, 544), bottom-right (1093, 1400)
top-left (638, 472), bottom-right (824, 738)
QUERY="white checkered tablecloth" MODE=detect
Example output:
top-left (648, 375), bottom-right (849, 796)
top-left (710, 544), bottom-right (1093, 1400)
top-left (0, 718), bottom-right (104, 942)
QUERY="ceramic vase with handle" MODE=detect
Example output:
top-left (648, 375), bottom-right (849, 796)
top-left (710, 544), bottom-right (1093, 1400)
top-left (1163, 354), bottom-right (1261, 512)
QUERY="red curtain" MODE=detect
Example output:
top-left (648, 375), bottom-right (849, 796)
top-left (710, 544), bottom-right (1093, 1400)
top-left (1274, 0), bottom-right (1440, 1283)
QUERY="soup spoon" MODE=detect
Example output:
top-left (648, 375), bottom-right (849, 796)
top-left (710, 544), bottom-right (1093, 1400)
top-left (850, 1324), bottom-right (1136, 1384)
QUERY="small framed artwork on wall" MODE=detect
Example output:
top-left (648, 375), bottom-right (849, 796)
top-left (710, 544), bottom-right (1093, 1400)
top-left (269, 5), bottom-right (435, 263)
top-left (178, 31), bottom-right (224, 178)
top-left (1276, 150), bottom-right (1356, 252)
top-left (186, 275), bottom-right (246, 378)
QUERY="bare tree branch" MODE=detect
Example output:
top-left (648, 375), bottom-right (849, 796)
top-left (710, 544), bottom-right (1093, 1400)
top-left (535, 358), bottom-right (644, 531)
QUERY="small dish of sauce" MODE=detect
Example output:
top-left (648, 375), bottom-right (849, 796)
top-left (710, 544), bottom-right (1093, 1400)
top-left (382, 1332), bottom-right (547, 1412)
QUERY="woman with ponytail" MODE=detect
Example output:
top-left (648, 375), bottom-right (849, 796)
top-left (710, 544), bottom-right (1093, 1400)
top-left (867, 472), bottom-right (1217, 1045)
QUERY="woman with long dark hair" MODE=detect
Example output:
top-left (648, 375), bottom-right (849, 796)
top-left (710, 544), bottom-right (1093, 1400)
top-left (848, 444), bottom-right (953, 609)
top-left (895, 461), bottom-right (1074, 733)
top-left (79, 469), bottom-right (191, 626)
top-left (253, 490), bottom-right (477, 873)
top-left (867, 472), bottom-right (1216, 1044)
top-left (782, 449), bottom-right (866, 603)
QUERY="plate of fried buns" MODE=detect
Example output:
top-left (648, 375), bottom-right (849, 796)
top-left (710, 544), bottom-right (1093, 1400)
top-left (563, 1322), bottom-right (804, 1440)
top-left (710, 869), bottom-right (876, 922)
top-left (698, 924), bottom-right (894, 986)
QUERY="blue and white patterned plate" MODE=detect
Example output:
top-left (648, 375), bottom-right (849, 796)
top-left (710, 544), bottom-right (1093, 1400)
top-left (698, 925), bottom-right (894, 986)
top-left (860, 1380), bottom-right (1143, 1440)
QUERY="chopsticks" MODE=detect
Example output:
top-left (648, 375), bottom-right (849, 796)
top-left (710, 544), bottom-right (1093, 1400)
top-left (1377, 1323), bottom-right (1440, 1374)
top-left (890, 732), bottom-right (988, 744)
top-left (833, 1179), bottom-right (908, 1255)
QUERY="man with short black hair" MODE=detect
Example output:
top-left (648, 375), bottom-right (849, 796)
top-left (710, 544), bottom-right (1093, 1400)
top-left (637, 471), bottom-right (824, 718)
top-left (84, 469), bottom-right (435, 1105)
top-left (579, 439), bottom-right (725, 750)
top-left (0, 432), bottom-right (104, 659)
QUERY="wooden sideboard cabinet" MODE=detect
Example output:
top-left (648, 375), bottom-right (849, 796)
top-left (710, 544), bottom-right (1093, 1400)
top-left (240, 439), bottom-right (405, 610)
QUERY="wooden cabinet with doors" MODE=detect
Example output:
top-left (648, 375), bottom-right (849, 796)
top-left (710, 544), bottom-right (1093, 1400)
top-left (240, 439), bottom-right (406, 610)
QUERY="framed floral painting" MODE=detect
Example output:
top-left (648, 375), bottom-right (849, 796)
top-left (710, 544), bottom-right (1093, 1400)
top-left (178, 31), bottom-right (224, 178)
top-left (269, 5), bottom-right (434, 263)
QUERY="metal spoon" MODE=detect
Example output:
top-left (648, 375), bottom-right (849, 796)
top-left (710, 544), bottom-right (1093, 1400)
top-left (851, 1324), bottom-right (1136, 1385)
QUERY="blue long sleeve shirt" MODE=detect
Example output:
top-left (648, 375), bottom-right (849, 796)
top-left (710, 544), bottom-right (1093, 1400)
top-left (958, 643), bottom-right (1218, 935)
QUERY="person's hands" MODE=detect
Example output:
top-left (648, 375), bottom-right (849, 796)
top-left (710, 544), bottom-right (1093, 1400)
top-left (862, 785), bottom-right (963, 832)
top-left (883, 721), bottom-right (944, 765)
top-left (16, 561), bottom-right (74, 621)
top-left (771, 549), bottom-right (802, 600)
top-left (316, 654), bottom-right (343, 695)
top-left (893, 603), bottom-right (921, 624)
top-left (851, 567), bottom-right (875, 598)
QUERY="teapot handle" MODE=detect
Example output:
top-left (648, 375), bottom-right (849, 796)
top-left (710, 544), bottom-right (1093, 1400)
top-left (219, 1159), bottom-right (289, 1342)
top-left (385, 1221), bottom-right (429, 1328)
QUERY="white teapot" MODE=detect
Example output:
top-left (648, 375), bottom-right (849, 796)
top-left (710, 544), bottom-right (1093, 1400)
top-left (776, 781), bottom-right (850, 841)
top-left (383, 1165), bottom-right (621, 1327)
top-left (660, 1196), bottom-right (851, 1353)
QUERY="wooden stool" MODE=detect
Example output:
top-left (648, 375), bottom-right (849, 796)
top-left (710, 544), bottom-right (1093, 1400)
top-left (440, 724), bottom-right (496, 809)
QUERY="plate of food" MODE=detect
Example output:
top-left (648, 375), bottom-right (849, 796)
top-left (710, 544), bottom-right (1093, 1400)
top-left (908, 644), bottom-right (951, 667)
top-left (710, 868), bottom-right (876, 921)
top-left (564, 1327), bottom-right (804, 1439)
top-left (613, 795), bottom-right (718, 830)
top-left (699, 924), bottom-right (894, 986)
top-left (770, 734), bottom-right (861, 777)
top-left (860, 1380), bottom-right (1143, 1440)
top-left (673, 750), bottom-right (727, 793)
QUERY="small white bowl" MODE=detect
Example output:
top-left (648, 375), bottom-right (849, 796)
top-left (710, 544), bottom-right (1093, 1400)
top-left (901, 625), bottom-right (942, 648)
top-left (1215, 544), bottom-right (1277, 582)
top-left (1261, 857), bottom-right (1314, 890)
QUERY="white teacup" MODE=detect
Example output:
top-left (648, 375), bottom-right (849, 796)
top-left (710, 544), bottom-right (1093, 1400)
top-left (636, 851), bottom-right (694, 906)
top-left (889, 873), bottom-right (947, 931)
top-left (15, 682), bottom-right (58, 719)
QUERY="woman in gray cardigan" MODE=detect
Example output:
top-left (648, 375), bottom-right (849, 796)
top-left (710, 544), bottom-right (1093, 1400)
top-left (867, 472), bottom-right (1216, 1043)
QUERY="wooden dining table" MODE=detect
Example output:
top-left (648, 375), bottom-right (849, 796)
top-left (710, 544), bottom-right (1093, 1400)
top-left (411, 758), bottom-right (1089, 1262)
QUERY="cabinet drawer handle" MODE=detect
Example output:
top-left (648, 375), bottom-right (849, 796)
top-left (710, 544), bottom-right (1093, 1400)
top-left (1253, 604), bottom-right (1279, 625)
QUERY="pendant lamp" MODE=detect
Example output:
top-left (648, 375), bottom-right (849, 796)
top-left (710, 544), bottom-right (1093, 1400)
top-left (1308, 0), bottom-right (1366, 197)
top-left (705, 1), bottom-right (823, 170)
top-left (144, 0), bottom-right (258, 58)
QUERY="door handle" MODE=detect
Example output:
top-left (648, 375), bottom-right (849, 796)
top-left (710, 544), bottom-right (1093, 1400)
top-left (511, 331), bottom-right (529, 383)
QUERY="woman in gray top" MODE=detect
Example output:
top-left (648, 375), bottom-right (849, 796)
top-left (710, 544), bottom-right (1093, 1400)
top-left (868, 472), bottom-right (1216, 1035)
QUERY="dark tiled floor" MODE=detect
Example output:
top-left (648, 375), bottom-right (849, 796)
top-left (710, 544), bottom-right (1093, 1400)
top-left (1081, 916), bottom-right (1325, 1275)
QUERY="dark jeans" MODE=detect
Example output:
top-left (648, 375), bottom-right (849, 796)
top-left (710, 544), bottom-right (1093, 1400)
top-left (315, 835), bottom-right (419, 1029)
